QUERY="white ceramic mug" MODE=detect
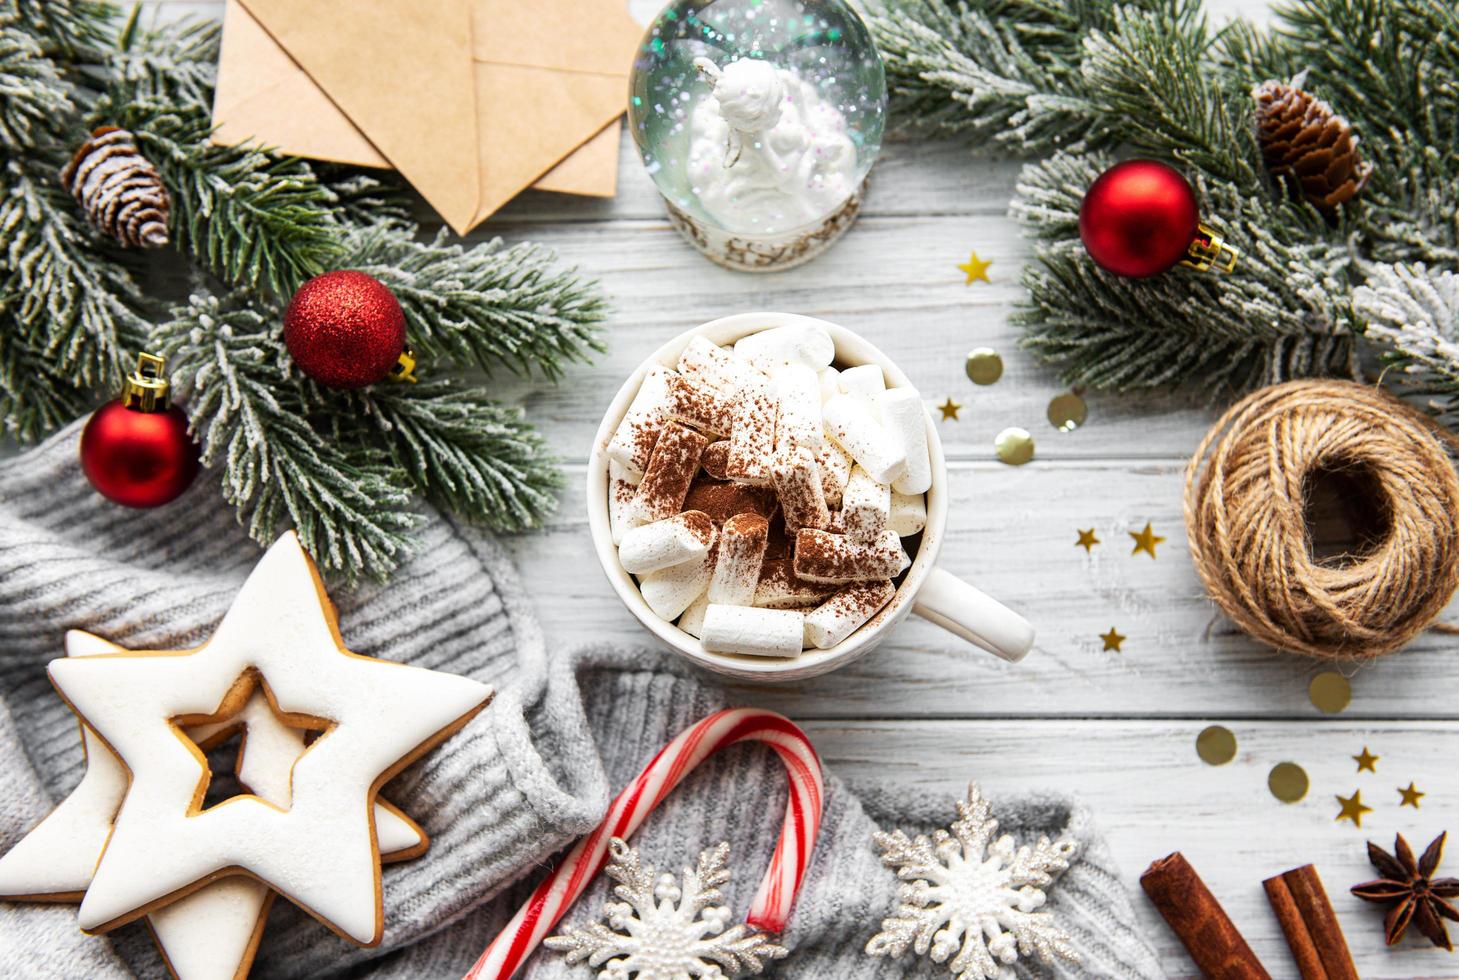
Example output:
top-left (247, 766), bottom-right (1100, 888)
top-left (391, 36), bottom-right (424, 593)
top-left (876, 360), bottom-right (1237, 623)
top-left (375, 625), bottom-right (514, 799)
top-left (586, 313), bottom-right (1035, 682)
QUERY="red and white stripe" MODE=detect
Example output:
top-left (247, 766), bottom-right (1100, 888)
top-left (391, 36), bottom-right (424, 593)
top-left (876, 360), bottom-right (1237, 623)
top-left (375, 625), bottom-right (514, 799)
top-left (463, 707), bottom-right (825, 980)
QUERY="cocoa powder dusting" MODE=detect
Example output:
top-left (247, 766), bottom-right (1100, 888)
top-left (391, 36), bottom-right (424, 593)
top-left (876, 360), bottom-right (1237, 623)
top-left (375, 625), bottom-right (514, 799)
top-left (664, 374), bottom-right (735, 436)
top-left (701, 441), bottom-right (730, 480)
top-left (792, 528), bottom-right (907, 583)
top-left (683, 476), bottom-right (777, 525)
top-left (679, 510), bottom-right (716, 545)
top-left (754, 558), bottom-right (834, 608)
top-left (632, 422), bottom-right (708, 523)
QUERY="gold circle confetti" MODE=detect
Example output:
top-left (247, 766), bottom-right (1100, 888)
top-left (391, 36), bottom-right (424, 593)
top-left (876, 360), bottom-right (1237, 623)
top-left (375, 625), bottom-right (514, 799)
top-left (994, 427), bottom-right (1034, 465)
top-left (1047, 391), bottom-right (1088, 432)
top-left (965, 348), bottom-right (1003, 385)
top-left (1309, 671), bottom-right (1352, 714)
top-left (1196, 725), bottom-right (1237, 766)
top-left (1269, 762), bottom-right (1310, 803)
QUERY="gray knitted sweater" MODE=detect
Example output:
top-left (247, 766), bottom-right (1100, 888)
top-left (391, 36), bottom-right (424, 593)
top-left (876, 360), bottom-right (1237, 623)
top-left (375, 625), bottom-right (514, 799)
top-left (0, 422), bottom-right (1163, 979)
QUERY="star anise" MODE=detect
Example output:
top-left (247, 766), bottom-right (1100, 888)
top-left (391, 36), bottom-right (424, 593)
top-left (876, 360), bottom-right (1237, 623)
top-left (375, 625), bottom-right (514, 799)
top-left (1351, 831), bottom-right (1459, 949)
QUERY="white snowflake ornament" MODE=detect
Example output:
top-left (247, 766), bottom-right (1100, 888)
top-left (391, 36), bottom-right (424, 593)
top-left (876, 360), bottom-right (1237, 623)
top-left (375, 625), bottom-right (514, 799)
top-left (865, 782), bottom-right (1080, 980)
top-left (545, 838), bottom-right (787, 980)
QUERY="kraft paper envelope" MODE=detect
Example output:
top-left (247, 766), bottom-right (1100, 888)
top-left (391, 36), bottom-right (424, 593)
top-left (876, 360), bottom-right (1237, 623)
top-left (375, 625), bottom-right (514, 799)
top-left (212, 0), bottom-right (620, 197)
top-left (220, 0), bottom-right (641, 233)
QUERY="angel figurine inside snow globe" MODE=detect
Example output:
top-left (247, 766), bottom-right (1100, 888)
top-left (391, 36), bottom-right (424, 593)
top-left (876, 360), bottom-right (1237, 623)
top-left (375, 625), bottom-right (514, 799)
top-left (628, 0), bottom-right (886, 272)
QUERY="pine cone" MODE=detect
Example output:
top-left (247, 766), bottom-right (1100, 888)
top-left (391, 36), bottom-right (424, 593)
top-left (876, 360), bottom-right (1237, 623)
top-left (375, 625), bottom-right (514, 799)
top-left (59, 126), bottom-right (171, 249)
top-left (1254, 78), bottom-right (1372, 213)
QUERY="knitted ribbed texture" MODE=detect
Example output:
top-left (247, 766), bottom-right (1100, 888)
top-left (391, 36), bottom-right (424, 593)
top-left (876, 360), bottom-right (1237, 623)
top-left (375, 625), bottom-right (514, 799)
top-left (0, 424), bottom-right (1162, 978)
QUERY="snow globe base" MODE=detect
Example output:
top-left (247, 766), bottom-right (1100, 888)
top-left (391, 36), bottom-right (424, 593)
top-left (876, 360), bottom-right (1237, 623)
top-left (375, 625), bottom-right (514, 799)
top-left (663, 178), bottom-right (868, 273)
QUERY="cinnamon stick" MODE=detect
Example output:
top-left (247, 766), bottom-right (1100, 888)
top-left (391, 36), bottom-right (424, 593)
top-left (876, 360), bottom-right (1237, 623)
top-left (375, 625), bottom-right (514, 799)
top-left (1141, 852), bottom-right (1271, 979)
top-left (1263, 865), bottom-right (1359, 980)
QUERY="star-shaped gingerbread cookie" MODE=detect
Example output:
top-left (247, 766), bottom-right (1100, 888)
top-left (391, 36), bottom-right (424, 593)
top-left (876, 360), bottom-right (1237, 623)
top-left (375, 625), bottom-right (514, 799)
top-left (45, 531), bottom-right (493, 946)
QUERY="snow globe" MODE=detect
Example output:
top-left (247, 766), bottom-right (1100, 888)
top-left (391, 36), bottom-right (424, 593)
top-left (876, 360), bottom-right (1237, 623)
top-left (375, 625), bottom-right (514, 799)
top-left (628, 0), bottom-right (886, 272)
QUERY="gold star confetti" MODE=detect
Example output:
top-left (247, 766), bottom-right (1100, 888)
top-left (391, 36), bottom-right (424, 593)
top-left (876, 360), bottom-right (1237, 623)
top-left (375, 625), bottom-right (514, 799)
top-left (1398, 782), bottom-right (1425, 808)
top-left (957, 251), bottom-right (992, 284)
top-left (1353, 747), bottom-right (1379, 773)
top-left (937, 397), bottom-right (962, 422)
top-left (1269, 762), bottom-right (1309, 803)
top-left (1129, 522), bottom-right (1165, 558)
top-left (1076, 528), bottom-right (1100, 552)
top-left (1100, 627), bottom-right (1125, 652)
top-left (1335, 789), bottom-right (1372, 826)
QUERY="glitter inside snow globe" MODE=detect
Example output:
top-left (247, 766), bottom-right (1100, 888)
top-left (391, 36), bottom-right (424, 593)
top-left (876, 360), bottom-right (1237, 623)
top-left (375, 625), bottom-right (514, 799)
top-left (629, 0), bottom-right (886, 272)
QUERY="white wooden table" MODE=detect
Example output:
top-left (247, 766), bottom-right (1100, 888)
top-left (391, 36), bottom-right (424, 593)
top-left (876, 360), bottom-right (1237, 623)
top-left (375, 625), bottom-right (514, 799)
top-left (145, 2), bottom-right (1459, 976)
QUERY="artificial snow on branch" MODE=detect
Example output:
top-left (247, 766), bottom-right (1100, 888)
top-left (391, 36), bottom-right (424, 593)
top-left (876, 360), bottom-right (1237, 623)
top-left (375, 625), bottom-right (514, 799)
top-left (871, 0), bottom-right (1459, 416)
top-left (0, 0), bottom-right (609, 579)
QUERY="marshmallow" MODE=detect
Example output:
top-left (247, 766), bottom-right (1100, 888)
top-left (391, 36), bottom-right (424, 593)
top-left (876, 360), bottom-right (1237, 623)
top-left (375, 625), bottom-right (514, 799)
top-left (678, 592), bottom-right (711, 638)
top-left (608, 460), bottom-right (642, 546)
top-left (771, 447), bottom-right (831, 532)
top-left (819, 366), bottom-right (842, 404)
top-left (618, 511), bottom-right (716, 575)
top-left (630, 422), bottom-right (709, 524)
top-left (804, 580), bottom-right (896, 649)
top-left (838, 364), bottom-right (886, 420)
top-left (773, 364), bottom-right (823, 452)
top-left (640, 550), bottom-right (714, 621)
top-left (677, 335), bottom-right (765, 394)
top-left (881, 387), bottom-right (933, 495)
top-left (701, 604), bottom-right (805, 658)
top-left (607, 366), bottom-right (672, 481)
top-left (814, 440), bottom-right (852, 510)
top-left (701, 440), bottom-right (730, 480)
top-left (793, 528), bottom-right (911, 584)
top-left (823, 394), bottom-right (907, 485)
top-left (733, 324), bottom-right (835, 376)
top-left (889, 491), bottom-right (927, 537)
top-left (725, 380), bottom-right (778, 486)
top-left (753, 559), bottom-right (834, 608)
top-left (841, 465), bottom-right (890, 541)
top-left (708, 513), bottom-right (770, 606)
top-left (664, 373), bottom-right (735, 437)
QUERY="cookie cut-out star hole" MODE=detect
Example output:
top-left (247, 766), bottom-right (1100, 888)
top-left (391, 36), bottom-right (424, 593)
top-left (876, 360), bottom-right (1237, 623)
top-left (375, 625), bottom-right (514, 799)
top-left (174, 671), bottom-right (333, 815)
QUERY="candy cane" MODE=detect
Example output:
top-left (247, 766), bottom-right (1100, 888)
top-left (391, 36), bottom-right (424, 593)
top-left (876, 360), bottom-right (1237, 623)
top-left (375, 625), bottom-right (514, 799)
top-left (464, 707), bottom-right (824, 980)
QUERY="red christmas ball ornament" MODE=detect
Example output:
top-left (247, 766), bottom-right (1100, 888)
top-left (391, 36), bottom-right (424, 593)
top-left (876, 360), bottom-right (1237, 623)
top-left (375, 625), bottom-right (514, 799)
top-left (1079, 159), bottom-right (1238, 278)
top-left (283, 270), bottom-right (414, 389)
top-left (80, 353), bottom-right (200, 508)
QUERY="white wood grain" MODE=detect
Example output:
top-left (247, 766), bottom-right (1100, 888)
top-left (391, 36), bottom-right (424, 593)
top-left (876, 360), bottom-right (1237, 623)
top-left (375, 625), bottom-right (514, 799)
top-left (811, 718), bottom-right (1459, 980)
top-left (111, 4), bottom-right (1459, 980)
top-left (509, 460), bottom-right (1459, 720)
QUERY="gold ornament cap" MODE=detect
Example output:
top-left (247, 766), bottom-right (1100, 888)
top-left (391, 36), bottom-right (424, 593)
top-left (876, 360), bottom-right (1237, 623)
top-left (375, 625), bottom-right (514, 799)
top-left (121, 353), bottom-right (170, 412)
top-left (1182, 223), bottom-right (1240, 273)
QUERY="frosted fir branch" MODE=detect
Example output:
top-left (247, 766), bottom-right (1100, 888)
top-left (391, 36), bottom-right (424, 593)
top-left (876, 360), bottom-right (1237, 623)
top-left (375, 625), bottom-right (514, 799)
top-left (343, 226), bottom-right (608, 380)
top-left (338, 381), bottom-right (564, 534)
top-left (1012, 151), bottom-right (1359, 394)
top-left (0, 19), bottom-right (73, 149)
top-left (1353, 262), bottom-right (1459, 425)
top-left (8, 0), bottom-right (115, 62)
top-left (867, 0), bottom-right (1118, 154)
top-left (104, 6), bottom-right (218, 113)
top-left (1077, 2), bottom-right (1259, 189)
top-left (0, 327), bottom-right (92, 443)
top-left (154, 293), bottom-right (420, 581)
top-left (116, 98), bottom-right (343, 298)
top-left (0, 155), bottom-right (149, 390)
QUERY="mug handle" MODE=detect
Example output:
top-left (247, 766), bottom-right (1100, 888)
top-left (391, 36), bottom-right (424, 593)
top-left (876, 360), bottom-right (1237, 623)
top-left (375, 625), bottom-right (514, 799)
top-left (912, 567), bottom-right (1035, 662)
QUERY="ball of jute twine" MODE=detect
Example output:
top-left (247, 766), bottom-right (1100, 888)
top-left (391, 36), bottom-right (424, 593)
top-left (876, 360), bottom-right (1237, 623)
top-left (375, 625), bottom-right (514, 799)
top-left (1184, 379), bottom-right (1459, 661)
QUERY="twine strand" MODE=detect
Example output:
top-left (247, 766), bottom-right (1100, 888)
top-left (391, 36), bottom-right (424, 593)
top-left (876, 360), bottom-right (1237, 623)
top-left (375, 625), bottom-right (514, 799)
top-left (1184, 380), bottom-right (1459, 661)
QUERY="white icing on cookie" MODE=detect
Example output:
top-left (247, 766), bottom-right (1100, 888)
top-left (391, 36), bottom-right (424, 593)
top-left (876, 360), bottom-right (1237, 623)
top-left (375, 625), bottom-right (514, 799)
top-left (47, 532), bottom-right (491, 946)
top-left (1, 628), bottom-right (432, 978)
top-left (0, 631), bottom-right (127, 899)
